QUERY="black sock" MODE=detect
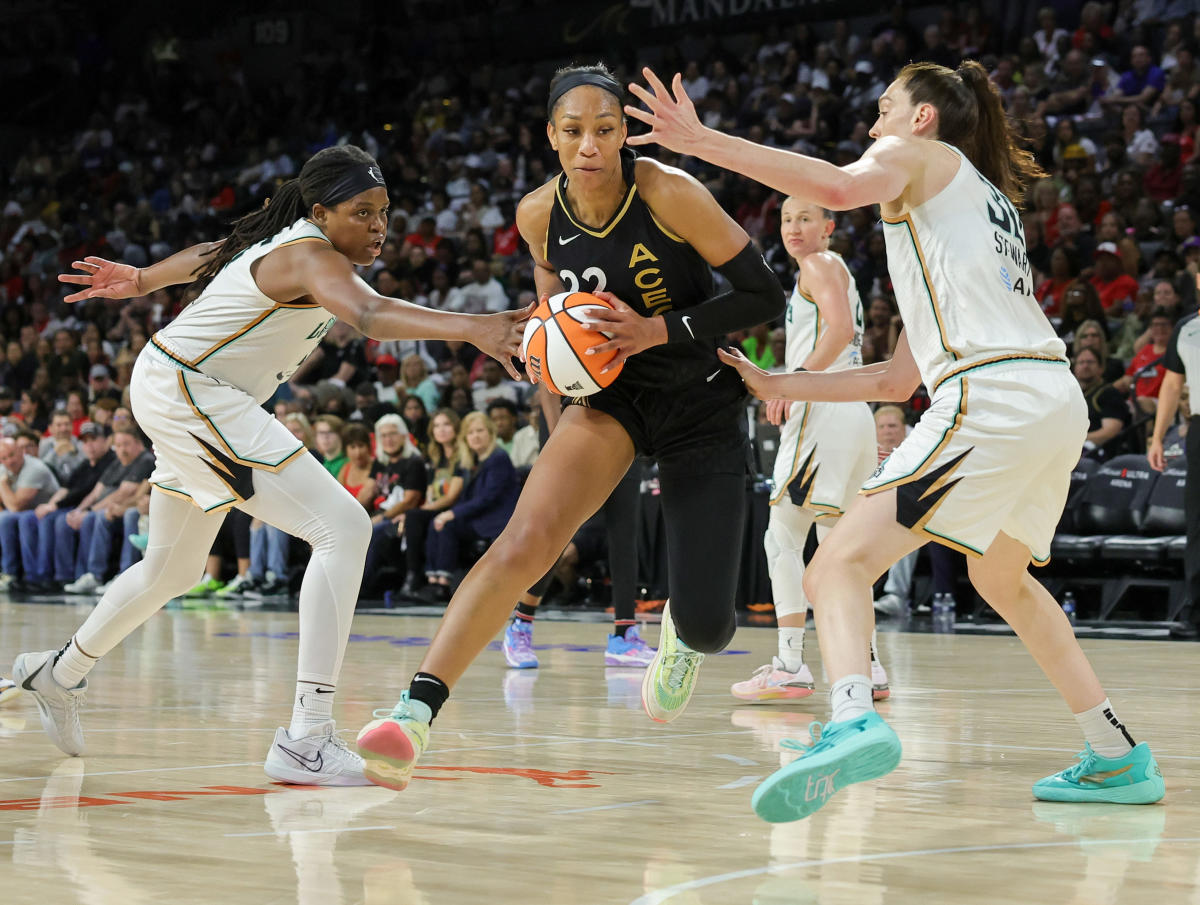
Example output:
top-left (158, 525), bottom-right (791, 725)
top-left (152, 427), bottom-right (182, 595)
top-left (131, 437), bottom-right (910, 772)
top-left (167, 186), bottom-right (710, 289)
top-left (613, 620), bottom-right (635, 638)
top-left (515, 602), bottom-right (538, 620)
top-left (408, 672), bottom-right (450, 722)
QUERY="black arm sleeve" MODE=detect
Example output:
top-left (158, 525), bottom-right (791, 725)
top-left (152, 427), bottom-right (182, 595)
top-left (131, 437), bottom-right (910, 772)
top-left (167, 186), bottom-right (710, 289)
top-left (661, 241), bottom-right (786, 343)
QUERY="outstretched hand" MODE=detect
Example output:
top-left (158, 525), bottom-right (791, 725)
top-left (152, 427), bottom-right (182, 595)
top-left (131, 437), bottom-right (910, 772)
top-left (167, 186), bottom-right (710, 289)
top-left (716, 346), bottom-right (783, 402)
top-left (478, 301), bottom-right (536, 381)
top-left (625, 67), bottom-right (708, 155)
top-left (58, 257), bottom-right (142, 303)
top-left (581, 290), bottom-right (667, 375)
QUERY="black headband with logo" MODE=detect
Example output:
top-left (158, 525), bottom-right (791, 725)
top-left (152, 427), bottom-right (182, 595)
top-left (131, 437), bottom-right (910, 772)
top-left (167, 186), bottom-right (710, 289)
top-left (319, 164), bottom-right (388, 208)
top-left (547, 72), bottom-right (624, 120)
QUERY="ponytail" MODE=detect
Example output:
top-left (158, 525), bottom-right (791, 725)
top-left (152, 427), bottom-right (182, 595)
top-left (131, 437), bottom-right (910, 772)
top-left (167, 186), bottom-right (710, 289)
top-left (899, 60), bottom-right (1045, 209)
top-left (191, 144), bottom-right (384, 292)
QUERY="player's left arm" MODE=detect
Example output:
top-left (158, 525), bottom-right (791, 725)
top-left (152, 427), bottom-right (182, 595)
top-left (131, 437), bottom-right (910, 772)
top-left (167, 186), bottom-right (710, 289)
top-left (584, 162), bottom-right (785, 370)
top-left (798, 255), bottom-right (854, 373)
top-left (58, 242), bottom-right (224, 303)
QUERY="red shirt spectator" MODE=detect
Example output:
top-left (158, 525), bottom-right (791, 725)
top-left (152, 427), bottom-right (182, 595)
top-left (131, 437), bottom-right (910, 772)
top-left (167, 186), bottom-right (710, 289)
top-left (404, 216), bottom-right (443, 254)
top-left (1090, 243), bottom-right (1139, 313)
top-left (493, 222), bottom-right (520, 258)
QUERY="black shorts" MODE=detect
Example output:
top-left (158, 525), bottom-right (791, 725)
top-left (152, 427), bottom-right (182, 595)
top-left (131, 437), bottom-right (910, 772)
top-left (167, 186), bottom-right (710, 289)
top-left (570, 366), bottom-right (748, 478)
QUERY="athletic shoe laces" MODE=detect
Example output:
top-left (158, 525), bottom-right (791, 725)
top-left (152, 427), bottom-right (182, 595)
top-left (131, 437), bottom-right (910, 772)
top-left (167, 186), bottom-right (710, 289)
top-left (1059, 744), bottom-right (1100, 782)
top-left (663, 650), bottom-right (699, 691)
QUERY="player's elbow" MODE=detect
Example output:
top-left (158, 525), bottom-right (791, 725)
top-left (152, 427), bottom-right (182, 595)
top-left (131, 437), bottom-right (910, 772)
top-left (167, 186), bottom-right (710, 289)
top-left (878, 368), bottom-right (921, 402)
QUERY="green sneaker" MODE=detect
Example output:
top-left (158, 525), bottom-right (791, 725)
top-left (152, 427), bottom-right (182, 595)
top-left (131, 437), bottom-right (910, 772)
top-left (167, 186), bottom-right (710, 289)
top-left (752, 711), bottom-right (903, 822)
top-left (640, 600), bottom-right (704, 723)
top-left (184, 577), bottom-right (223, 598)
top-left (356, 691), bottom-right (431, 791)
top-left (1033, 742), bottom-right (1164, 804)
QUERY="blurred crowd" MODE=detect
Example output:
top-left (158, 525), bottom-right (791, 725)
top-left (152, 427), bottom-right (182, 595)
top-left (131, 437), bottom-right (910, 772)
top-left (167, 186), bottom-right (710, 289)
top-left (0, 2), bottom-right (1196, 600)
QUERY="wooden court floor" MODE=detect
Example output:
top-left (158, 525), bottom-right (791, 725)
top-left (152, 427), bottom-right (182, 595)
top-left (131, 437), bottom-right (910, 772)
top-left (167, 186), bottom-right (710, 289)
top-left (0, 601), bottom-right (1197, 904)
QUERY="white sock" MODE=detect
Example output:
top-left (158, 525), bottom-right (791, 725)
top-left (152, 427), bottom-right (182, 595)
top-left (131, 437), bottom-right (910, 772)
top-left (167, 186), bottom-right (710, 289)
top-left (829, 674), bottom-right (874, 724)
top-left (1075, 698), bottom-right (1135, 758)
top-left (51, 638), bottom-right (96, 689)
top-left (289, 681), bottom-right (335, 737)
top-left (777, 627), bottom-right (806, 671)
top-left (870, 628), bottom-right (880, 663)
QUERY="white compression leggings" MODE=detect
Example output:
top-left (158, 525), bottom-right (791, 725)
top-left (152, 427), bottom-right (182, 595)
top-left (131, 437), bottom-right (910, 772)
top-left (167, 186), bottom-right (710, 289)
top-left (764, 503), bottom-right (833, 619)
top-left (74, 452), bottom-right (371, 686)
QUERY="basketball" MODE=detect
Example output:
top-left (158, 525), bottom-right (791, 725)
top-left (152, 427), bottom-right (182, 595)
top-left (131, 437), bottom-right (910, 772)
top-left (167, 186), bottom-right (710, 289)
top-left (521, 291), bottom-right (623, 396)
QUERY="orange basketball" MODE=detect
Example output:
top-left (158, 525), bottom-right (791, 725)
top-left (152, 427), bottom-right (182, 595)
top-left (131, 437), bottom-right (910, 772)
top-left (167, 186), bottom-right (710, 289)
top-left (521, 291), bottom-right (623, 396)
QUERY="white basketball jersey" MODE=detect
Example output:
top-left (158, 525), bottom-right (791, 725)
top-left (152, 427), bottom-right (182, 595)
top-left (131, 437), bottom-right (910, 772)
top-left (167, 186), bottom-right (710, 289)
top-left (152, 219), bottom-right (338, 403)
top-left (784, 252), bottom-right (863, 373)
top-left (881, 143), bottom-right (1066, 393)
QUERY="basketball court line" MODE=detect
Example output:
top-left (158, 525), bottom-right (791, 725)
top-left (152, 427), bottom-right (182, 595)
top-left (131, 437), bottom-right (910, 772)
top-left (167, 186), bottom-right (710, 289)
top-left (552, 799), bottom-right (658, 815)
top-left (627, 837), bottom-right (1200, 905)
top-left (224, 824), bottom-right (396, 838)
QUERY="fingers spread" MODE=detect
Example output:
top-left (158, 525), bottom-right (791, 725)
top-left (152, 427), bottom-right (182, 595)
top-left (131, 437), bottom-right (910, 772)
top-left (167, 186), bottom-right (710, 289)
top-left (58, 274), bottom-right (91, 285)
top-left (642, 66), bottom-right (670, 98)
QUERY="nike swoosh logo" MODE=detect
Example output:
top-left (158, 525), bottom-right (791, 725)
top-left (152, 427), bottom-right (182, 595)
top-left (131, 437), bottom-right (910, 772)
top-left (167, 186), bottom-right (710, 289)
top-left (412, 676), bottom-right (442, 684)
top-left (706, 370), bottom-right (721, 382)
top-left (20, 659), bottom-right (45, 691)
top-left (277, 743), bottom-right (324, 772)
top-left (1079, 764), bottom-right (1134, 783)
top-left (314, 687), bottom-right (334, 694)
top-left (558, 234), bottom-right (581, 245)
top-left (681, 315), bottom-right (695, 338)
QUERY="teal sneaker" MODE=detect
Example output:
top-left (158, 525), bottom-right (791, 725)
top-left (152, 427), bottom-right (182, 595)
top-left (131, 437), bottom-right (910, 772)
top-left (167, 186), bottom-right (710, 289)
top-left (641, 601), bottom-right (704, 723)
top-left (751, 711), bottom-right (902, 822)
top-left (355, 691), bottom-right (431, 791)
top-left (1032, 742), bottom-right (1164, 804)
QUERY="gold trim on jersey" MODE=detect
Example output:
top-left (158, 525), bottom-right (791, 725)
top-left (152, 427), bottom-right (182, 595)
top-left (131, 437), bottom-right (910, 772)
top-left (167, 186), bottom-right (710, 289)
top-left (150, 336), bottom-right (199, 372)
top-left (170, 301), bottom-right (323, 369)
top-left (861, 376), bottom-right (968, 494)
top-left (151, 482), bottom-right (237, 513)
top-left (648, 210), bottom-right (686, 243)
top-left (881, 214), bottom-right (960, 361)
top-left (275, 236), bottom-right (331, 250)
top-left (554, 177), bottom-right (637, 238)
top-left (931, 353), bottom-right (1068, 393)
top-left (176, 371), bottom-right (308, 472)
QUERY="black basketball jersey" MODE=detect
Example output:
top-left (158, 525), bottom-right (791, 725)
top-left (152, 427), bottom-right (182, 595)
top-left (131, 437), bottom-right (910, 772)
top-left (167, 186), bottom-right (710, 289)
top-left (546, 150), bottom-right (719, 389)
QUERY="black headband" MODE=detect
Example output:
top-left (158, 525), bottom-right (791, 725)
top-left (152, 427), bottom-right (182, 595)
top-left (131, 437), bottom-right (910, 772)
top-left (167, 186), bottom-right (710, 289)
top-left (318, 164), bottom-right (388, 208)
top-left (547, 73), bottom-right (624, 120)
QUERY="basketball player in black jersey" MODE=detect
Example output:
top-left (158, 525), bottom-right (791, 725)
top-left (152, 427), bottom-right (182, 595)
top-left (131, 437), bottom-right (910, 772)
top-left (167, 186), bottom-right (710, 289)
top-left (357, 64), bottom-right (784, 791)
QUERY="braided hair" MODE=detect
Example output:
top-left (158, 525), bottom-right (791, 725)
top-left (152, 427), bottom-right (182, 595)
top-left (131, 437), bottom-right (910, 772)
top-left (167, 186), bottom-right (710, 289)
top-left (192, 145), bottom-right (381, 290)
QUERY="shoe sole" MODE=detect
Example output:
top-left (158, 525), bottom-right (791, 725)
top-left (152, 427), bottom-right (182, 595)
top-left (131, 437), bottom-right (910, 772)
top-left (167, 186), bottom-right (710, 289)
top-left (873, 685), bottom-right (890, 701)
top-left (1033, 777), bottom-right (1165, 804)
top-left (731, 685), bottom-right (815, 702)
top-left (752, 730), bottom-right (902, 822)
top-left (356, 721), bottom-right (419, 791)
top-left (0, 685), bottom-right (20, 706)
top-left (264, 760), bottom-right (372, 787)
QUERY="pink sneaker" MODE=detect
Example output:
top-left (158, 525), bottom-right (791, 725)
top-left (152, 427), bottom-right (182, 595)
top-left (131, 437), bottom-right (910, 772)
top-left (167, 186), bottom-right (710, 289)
top-left (872, 660), bottom-right (890, 701)
top-left (731, 657), bottom-right (814, 702)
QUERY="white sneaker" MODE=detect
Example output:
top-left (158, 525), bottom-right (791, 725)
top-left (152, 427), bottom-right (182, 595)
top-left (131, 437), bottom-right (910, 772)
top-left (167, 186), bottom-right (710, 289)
top-left (12, 650), bottom-right (87, 756)
top-left (64, 573), bottom-right (99, 595)
top-left (874, 593), bottom-right (907, 618)
top-left (872, 659), bottom-right (891, 701)
top-left (0, 573), bottom-right (13, 591)
top-left (0, 676), bottom-right (19, 705)
top-left (265, 720), bottom-right (371, 786)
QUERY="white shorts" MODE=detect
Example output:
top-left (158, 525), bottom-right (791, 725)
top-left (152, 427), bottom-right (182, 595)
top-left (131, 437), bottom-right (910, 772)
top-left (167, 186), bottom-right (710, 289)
top-left (772, 399), bottom-right (876, 517)
top-left (131, 349), bottom-right (307, 513)
top-left (861, 362), bottom-right (1085, 564)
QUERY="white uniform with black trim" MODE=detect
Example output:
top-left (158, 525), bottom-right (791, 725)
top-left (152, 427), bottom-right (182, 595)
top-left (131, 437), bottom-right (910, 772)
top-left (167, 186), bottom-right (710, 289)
top-left (133, 218), bottom-right (339, 511)
top-left (771, 253), bottom-right (876, 516)
top-left (862, 143), bottom-right (1083, 562)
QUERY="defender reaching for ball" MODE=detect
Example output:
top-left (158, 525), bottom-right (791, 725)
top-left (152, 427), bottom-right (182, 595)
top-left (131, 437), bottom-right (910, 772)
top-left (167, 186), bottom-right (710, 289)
top-left (358, 63), bottom-right (785, 790)
top-left (627, 61), bottom-right (1164, 820)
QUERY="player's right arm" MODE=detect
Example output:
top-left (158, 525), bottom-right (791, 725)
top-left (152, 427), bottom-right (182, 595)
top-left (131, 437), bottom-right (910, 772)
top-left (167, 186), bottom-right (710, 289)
top-left (58, 242), bottom-right (223, 302)
top-left (718, 329), bottom-right (922, 404)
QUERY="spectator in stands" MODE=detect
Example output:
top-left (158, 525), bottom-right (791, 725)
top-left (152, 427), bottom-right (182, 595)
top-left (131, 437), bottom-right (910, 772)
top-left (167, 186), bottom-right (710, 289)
top-left (1036, 246), bottom-right (1081, 315)
top-left (1112, 288), bottom-right (1157, 360)
top-left (402, 395), bottom-right (430, 448)
top-left (1073, 318), bottom-right (1126, 382)
top-left (1123, 105), bottom-right (1161, 168)
top-left (423, 412), bottom-right (519, 602)
top-left (336, 424), bottom-right (379, 512)
top-left (1115, 307), bottom-right (1176, 413)
top-left (471, 357), bottom-right (519, 411)
top-left (313, 414), bottom-right (346, 478)
top-left (1075, 347), bottom-right (1132, 457)
top-left (362, 413), bottom-right (428, 596)
top-left (1105, 44), bottom-right (1167, 111)
top-left (372, 354), bottom-right (401, 406)
top-left (18, 421), bottom-right (115, 593)
top-left (1146, 134), bottom-right (1184, 202)
top-left (61, 425), bottom-right (154, 594)
top-left (87, 364), bottom-right (121, 405)
top-left (451, 259), bottom-right (510, 314)
top-left (1052, 203), bottom-right (1097, 263)
top-left (398, 353), bottom-right (440, 413)
top-left (1091, 242), bottom-right (1141, 313)
top-left (401, 408), bottom-right (464, 596)
top-left (291, 321), bottom-right (367, 388)
top-left (0, 436), bottom-right (60, 589)
top-left (47, 329), bottom-right (89, 389)
top-left (39, 409), bottom-right (82, 482)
